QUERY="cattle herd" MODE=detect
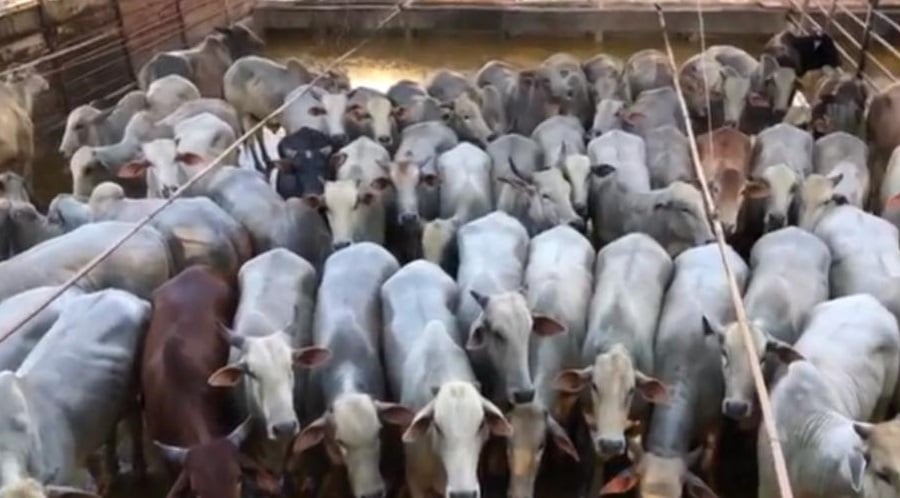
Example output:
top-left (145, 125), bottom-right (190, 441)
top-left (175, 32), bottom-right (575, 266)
top-left (4, 17), bottom-right (900, 498)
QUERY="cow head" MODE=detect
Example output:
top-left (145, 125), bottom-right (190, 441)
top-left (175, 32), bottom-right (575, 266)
top-left (601, 449), bottom-right (718, 498)
top-left (758, 163), bottom-right (801, 232)
top-left (590, 99), bottom-right (625, 138)
top-left (213, 23), bottom-right (265, 59)
top-left (466, 290), bottom-right (566, 405)
top-left (555, 344), bottom-right (667, 459)
top-left (347, 90), bottom-right (395, 148)
top-left (387, 156), bottom-right (435, 228)
top-left (441, 91), bottom-right (495, 147)
top-left (757, 54), bottom-right (797, 114)
top-left (499, 161), bottom-right (583, 234)
top-left (855, 419), bottom-right (900, 495)
top-left (292, 394), bottom-right (413, 498)
top-left (702, 316), bottom-right (802, 422)
top-left (505, 402), bottom-right (578, 498)
top-left (155, 418), bottom-right (278, 498)
top-left (209, 325), bottom-right (331, 441)
top-left (274, 127), bottom-right (335, 200)
top-left (323, 178), bottom-right (388, 250)
top-left (402, 381), bottom-right (513, 498)
top-left (561, 153), bottom-right (592, 218)
top-left (798, 173), bottom-right (847, 230)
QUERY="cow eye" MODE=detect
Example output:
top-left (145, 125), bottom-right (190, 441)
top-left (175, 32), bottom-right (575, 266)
top-left (310, 107), bottom-right (327, 116)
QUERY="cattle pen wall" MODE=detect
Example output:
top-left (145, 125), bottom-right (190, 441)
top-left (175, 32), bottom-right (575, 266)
top-left (0, 0), bottom-right (255, 197)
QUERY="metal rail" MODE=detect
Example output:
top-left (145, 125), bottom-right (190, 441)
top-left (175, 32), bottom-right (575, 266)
top-left (658, 4), bottom-right (795, 498)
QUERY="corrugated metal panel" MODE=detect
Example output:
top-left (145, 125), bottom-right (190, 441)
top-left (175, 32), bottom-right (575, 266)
top-left (120, 0), bottom-right (184, 69)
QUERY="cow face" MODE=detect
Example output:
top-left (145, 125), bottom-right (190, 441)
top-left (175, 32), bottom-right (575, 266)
top-left (798, 173), bottom-right (847, 230)
top-left (505, 403), bottom-right (578, 498)
top-left (441, 92), bottom-right (494, 147)
top-left (555, 344), bottom-right (667, 459)
top-left (759, 164), bottom-right (801, 232)
top-left (402, 381), bottom-right (513, 498)
top-left (467, 291), bottom-right (566, 405)
top-left (323, 179), bottom-right (386, 250)
top-left (561, 154), bottom-right (592, 218)
top-left (275, 127), bottom-right (335, 201)
top-left (855, 420), bottom-right (900, 495)
top-left (600, 451), bottom-right (717, 498)
top-left (209, 330), bottom-right (331, 441)
top-left (292, 394), bottom-right (412, 498)
top-left (590, 99), bottom-right (625, 138)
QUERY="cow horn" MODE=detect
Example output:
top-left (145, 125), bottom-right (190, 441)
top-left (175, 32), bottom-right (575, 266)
top-left (227, 416), bottom-right (254, 447)
top-left (470, 290), bottom-right (490, 309)
top-left (508, 157), bottom-right (529, 183)
top-left (154, 440), bottom-right (190, 465)
top-left (218, 322), bottom-right (245, 350)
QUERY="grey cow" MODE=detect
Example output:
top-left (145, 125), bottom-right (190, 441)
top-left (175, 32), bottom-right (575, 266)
top-left (436, 142), bottom-right (493, 223)
top-left (758, 295), bottom-right (900, 498)
top-left (810, 205), bottom-right (900, 324)
top-left (300, 243), bottom-right (404, 498)
top-left (600, 243), bottom-right (747, 498)
top-left (187, 165), bottom-right (331, 272)
top-left (85, 182), bottom-right (251, 274)
top-left (58, 90), bottom-right (148, 159)
top-left (622, 49), bottom-right (674, 102)
top-left (556, 233), bottom-right (673, 470)
top-left (0, 290), bottom-right (150, 496)
top-left (390, 121), bottom-right (459, 224)
top-left (705, 227), bottom-right (831, 424)
top-left (750, 123), bottom-right (814, 231)
top-left (0, 221), bottom-right (176, 302)
top-left (208, 249), bottom-right (326, 477)
top-left (0, 286), bottom-right (84, 371)
top-left (505, 225), bottom-right (590, 498)
top-left (456, 212), bottom-right (566, 407)
top-left (381, 260), bottom-right (512, 498)
top-left (644, 125), bottom-right (694, 188)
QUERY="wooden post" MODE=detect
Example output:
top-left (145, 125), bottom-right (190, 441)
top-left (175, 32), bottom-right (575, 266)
top-left (110, 0), bottom-right (140, 83)
top-left (174, 0), bottom-right (189, 46)
top-left (35, 0), bottom-right (70, 111)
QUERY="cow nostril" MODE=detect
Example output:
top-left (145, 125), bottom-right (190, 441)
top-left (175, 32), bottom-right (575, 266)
top-left (512, 389), bottom-right (535, 404)
top-left (723, 120), bottom-right (738, 128)
top-left (766, 214), bottom-right (787, 230)
top-left (597, 438), bottom-right (626, 457)
top-left (331, 133), bottom-right (348, 145)
top-left (722, 399), bottom-right (751, 420)
top-left (377, 135), bottom-right (392, 145)
top-left (272, 420), bottom-right (299, 438)
top-left (487, 133), bottom-right (499, 142)
top-left (333, 241), bottom-right (351, 251)
top-left (448, 492), bottom-right (478, 498)
top-left (360, 491), bottom-right (386, 498)
top-left (399, 212), bottom-right (420, 226)
top-left (574, 204), bottom-right (588, 218)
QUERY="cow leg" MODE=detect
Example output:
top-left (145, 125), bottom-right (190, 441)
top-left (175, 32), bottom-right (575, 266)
top-left (701, 424), bottom-right (721, 491)
top-left (129, 410), bottom-right (147, 481)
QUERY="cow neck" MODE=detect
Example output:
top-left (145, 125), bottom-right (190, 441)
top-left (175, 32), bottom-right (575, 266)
top-left (14, 377), bottom-right (68, 484)
top-left (644, 371), bottom-right (698, 459)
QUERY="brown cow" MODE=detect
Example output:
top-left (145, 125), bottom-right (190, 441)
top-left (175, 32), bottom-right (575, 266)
top-left (867, 82), bottom-right (900, 210)
top-left (697, 127), bottom-right (766, 234)
top-left (141, 265), bottom-right (277, 498)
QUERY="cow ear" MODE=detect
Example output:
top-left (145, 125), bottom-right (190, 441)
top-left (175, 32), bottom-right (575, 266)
top-left (481, 398), bottom-right (513, 438)
top-left (844, 451), bottom-right (867, 494)
top-left (747, 91), bottom-right (770, 108)
top-left (293, 346), bottom-right (331, 368)
top-left (765, 339), bottom-right (804, 364)
top-left (828, 173), bottom-right (843, 188)
top-left (701, 315), bottom-right (724, 337)
top-left (532, 314), bottom-right (567, 336)
top-left (440, 105), bottom-right (453, 122)
top-left (635, 371), bottom-right (670, 404)
top-left (470, 290), bottom-right (490, 309)
top-left (375, 401), bottom-right (415, 427)
top-left (853, 422), bottom-right (874, 441)
top-left (292, 416), bottom-right (329, 454)
top-left (685, 472), bottom-right (719, 498)
top-left (742, 180), bottom-right (771, 199)
top-left (117, 160), bottom-right (151, 179)
top-left (466, 318), bottom-right (487, 351)
top-left (547, 416), bottom-right (579, 461)
top-left (330, 152), bottom-right (347, 170)
top-left (208, 364), bottom-right (245, 387)
top-left (402, 401), bottom-right (435, 443)
top-left (554, 368), bottom-right (590, 394)
top-left (599, 467), bottom-right (639, 496)
top-left (622, 111), bottom-right (645, 126)
top-left (760, 54), bottom-right (779, 76)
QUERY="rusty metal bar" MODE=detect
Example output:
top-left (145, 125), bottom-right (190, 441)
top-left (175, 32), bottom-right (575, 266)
top-left (810, 0), bottom-right (898, 82)
top-left (657, 4), bottom-right (794, 498)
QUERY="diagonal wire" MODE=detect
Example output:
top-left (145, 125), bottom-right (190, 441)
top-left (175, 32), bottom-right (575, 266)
top-left (0, 0), bottom-right (413, 346)
top-left (655, 4), bottom-right (794, 498)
